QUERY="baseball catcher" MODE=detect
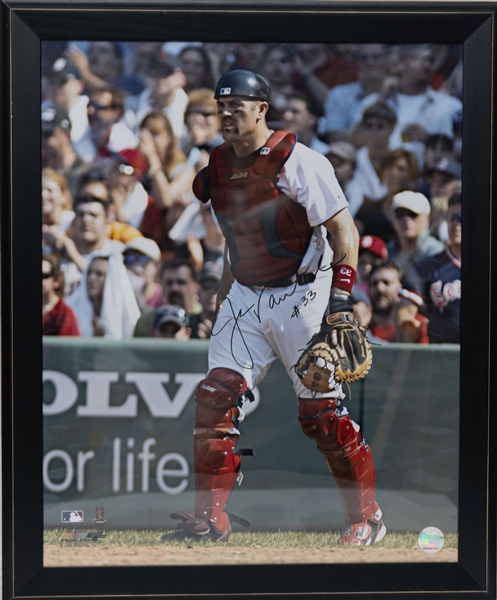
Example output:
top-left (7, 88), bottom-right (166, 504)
top-left (162, 69), bottom-right (385, 548)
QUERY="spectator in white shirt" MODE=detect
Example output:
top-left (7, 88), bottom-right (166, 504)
top-left (347, 102), bottom-right (397, 212)
top-left (66, 248), bottom-right (140, 339)
top-left (355, 44), bottom-right (462, 163)
top-left (324, 44), bottom-right (391, 142)
top-left (74, 86), bottom-right (137, 163)
top-left (125, 59), bottom-right (188, 140)
top-left (324, 141), bottom-right (362, 216)
top-left (43, 57), bottom-right (89, 147)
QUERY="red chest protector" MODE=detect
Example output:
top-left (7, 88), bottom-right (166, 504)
top-left (193, 130), bottom-right (313, 286)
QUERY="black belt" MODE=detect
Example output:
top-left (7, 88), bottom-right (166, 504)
top-left (251, 272), bottom-right (316, 289)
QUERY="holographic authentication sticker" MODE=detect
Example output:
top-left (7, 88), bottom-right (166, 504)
top-left (418, 527), bottom-right (444, 553)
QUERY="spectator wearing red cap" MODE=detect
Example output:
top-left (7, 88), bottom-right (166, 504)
top-left (104, 147), bottom-right (163, 246)
top-left (357, 235), bottom-right (389, 287)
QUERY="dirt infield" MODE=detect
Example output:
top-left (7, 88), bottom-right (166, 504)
top-left (44, 545), bottom-right (457, 566)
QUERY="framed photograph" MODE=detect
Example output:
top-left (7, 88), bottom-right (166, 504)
top-left (2, 1), bottom-right (495, 599)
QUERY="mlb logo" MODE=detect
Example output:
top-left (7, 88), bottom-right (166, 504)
top-left (260, 147), bottom-right (270, 155)
top-left (61, 510), bottom-right (84, 523)
top-left (219, 87), bottom-right (231, 95)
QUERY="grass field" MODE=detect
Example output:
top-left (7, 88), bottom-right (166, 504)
top-left (44, 528), bottom-right (458, 549)
top-left (44, 529), bottom-right (458, 566)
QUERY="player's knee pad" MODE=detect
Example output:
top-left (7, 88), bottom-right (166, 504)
top-left (194, 368), bottom-right (253, 475)
top-left (298, 398), bottom-right (363, 454)
top-left (297, 397), bottom-right (340, 447)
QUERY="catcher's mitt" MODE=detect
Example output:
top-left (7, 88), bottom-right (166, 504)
top-left (295, 312), bottom-right (373, 393)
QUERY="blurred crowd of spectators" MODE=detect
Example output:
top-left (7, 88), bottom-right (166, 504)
top-left (41, 41), bottom-right (462, 344)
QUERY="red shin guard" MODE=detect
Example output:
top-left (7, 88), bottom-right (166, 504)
top-left (193, 368), bottom-right (248, 531)
top-left (298, 398), bottom-right (377, 523)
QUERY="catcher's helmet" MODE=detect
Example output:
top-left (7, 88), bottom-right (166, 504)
top-left (214, 69), bottom-right (280, 121)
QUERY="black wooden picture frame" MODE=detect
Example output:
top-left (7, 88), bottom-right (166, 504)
top-left (1, 2), bottom-right (496, 599)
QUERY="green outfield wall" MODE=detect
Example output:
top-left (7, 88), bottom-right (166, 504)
top-left (43, 338), bottom-right (459, 534)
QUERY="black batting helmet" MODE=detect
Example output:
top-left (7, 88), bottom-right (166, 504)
top-left (214, 69), bottom-right (280, 122)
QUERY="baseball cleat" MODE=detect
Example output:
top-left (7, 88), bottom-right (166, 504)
top-left (338, 514), bottom-right (386, 547)
top-left (160, 511), bottom-right (232, 543)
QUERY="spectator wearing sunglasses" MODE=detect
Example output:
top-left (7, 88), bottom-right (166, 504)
top-left (151, 304), bottom-right (192, 340)
top-left (42, 254), bottom-right (81, 336)
top-left (414, 192), bottom-right (461, 343)
top-left (74, 86), bottom-right (137, 163)
top-left (387, 190), bottom-right (445, 290)
top-left (123, 236), bottom-right (165, 311)
top-left (181, 88), bottom-right (223, 172)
